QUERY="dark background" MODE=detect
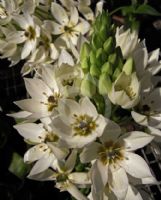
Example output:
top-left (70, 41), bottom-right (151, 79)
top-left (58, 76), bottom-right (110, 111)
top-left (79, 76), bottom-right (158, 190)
top-left (1, 0), bottom-right (161, 199)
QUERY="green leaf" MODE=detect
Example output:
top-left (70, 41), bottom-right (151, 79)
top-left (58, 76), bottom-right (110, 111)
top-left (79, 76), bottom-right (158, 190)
top-left (135, 4), bottom-right (161, 16)
top-left (8, 152), bottom-right (29, 179)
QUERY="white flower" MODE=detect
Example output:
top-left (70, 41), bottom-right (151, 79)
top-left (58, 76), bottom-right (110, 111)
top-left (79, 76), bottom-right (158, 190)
top-left (6, 13), bottom-right (40, 59)
top-left (14, 67), bottom-right (62, 120)
top-left (51, 97), bottom-right (108, 148)
top-left (14, 121), bottom-right (69, 176)
top-left (108, 72), bottom-right (140, 109)
top-left (0, 0), bottom-right (20, 24)
top-left (29, 150), bottom-right (90, 200)
top-left (80, 121), bottom-right (154, 200)
top-left (54, 63), bottom-right (83, 97)
top-left (115, 26), bottom-right (140, 59)
top-left (43, 3), bottom-right (90, 47)
top-left (132, 43), bottom-right (161, 79)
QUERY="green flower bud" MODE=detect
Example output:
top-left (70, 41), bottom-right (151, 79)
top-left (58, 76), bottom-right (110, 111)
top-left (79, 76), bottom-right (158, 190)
top-left (91, 34), bottom-right (103, 50)
top-left (112, 67), bottom-right (122, 81)
top-left (81, 58), bottom-right (90, 73)
top-left (89, 50), bottom-right (97, 64)
top-left (80, 42), bottom-right (90, 61)
top-left (122, 57), bottom-right (134, 75)
top-left (92, 94), bottom-right (105, 115)
top-left (98, 73), bottom-right (112, 95)
top-left (108, 52), bottom-right (117, 66)
top-left (101, 62), bottom-right (113, 75)
top-left (90, 64), bottom-right (101, 77)
top-left (103, 36), bottom-right (115, 54)
top-left (81, 73), bottom-right (96, 98)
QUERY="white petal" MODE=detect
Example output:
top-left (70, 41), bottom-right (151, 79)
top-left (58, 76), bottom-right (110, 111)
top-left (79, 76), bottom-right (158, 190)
top-left (119, 131), bottom-right (154, 151)
top-left (110, 168), bottom-right (128, 200)
top-left (43, 20), bottom-right (64, 35)
top-left (80, 142), bottom-right (101, 163)
top-left (59, 0), bottom-right (75, 9)
top-left (95, 115), bottom-right (108, 137)
top-left (92, 160), bottom-right (108, 194)
top-left (24, 143), bottom-right (48, 162)
top-left (132, 47), bottom-right (148, 78)
top-left (74, 20), bottom-right (90, 35)
top-left (13, 15), bottom-right (28, 29)
top-left (28, 155), bottom-right (53, 176)
top-left (28, 169), bottom-right (55, 181)
top-left (47, 142), bottom-right (69, 160)
top-left (51, 116), bottom-right (72, 137)
top-left (69, 7), bottom-right (79, 26)
top-left (14, 123), bottom-right (45, 143)
top-left (131, 111), bottom-right (148, 126)
top-left (41, 67), bottom-right (59, 92)
top-left (120, 152), bottom-right (153, 178)
top-left (7, 111), bottom-right (32, 119)
top-left (14, 99), bottom-right (49, 117)
top-left (66, 182), bottom-right (88, 200)
top-left (58, 49), bottom-right (74, 66)
top-left (7, 31), bottom-right (26, 44)
top-left (21, 40), bottom-right (34, 59)
top-left (100, 120), bottom-right (121, 143)
top-left (58, 98), bottom-right (81, 121)
top-left (24, 78), bottom-right (53, 100)
top-left (78, 5), bottom-right (94, 21)
top-left (68, 172), bottom-right (91, 185)
top-left (80, 97), bottom-right (98, 117)
top-left (125, 185), bottom-right (143, 200)
top-left (65, 149), bottom-right (77, 172)
top-left (51, 2), bottom-right (68, 25)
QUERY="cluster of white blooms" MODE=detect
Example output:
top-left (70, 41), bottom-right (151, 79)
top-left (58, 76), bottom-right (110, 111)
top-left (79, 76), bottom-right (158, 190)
top-left (2, 0), bottom-right (161, 200)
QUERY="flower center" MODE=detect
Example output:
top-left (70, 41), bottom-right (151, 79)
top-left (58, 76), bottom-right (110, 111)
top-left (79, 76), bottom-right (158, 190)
top-left (47, 93), bottom-right (61, 111)
top-left (56, 173), bottom-right (68, 182)
top-left (71, 114), bottom-right (97, 136)
top-left (0, 6), bottom-right (8, 19)
top-left (98, 141), bottom-right (124, 165)
top-left (124, 86), bottom-right (136, 100)
top-left (25, 26), bottom-right (36, 40)
top-left (62, 78), bottom-right (74, 86)
top-left (45, 132), bottom-right (59, 142)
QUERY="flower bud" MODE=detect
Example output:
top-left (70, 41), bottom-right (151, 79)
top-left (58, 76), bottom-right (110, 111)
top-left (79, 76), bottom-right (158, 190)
top-left (101, 62), bottom-right (113, 75)
top-left (98, 73), bottom-right (112, 95)
top-left (112, 67), bottom-right (122, 81)
top-left (81, 73), bottom-right (96, 98)
top-left (80, 42), bottom-right (91, 72)
top-left (89, 50), bottom-right (96, 64)
top-left (103, 36), bottom-right (115, 54)
top-left (92, 94), bottom-right (105, 115)
top-left (90, 64), bottom-right (101, 77)
top-left (122, 57), bottom-right (134, 75)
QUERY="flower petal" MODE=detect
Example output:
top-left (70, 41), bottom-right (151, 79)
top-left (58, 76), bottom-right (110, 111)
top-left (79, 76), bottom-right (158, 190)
top-left (24, 78), bottom-right (53, 100)
top-left (14, 123), bottom-right (45, 143)
top-left (65, 149), bottom-right (77, 172)
top-left (43, 20), bottom-right (64, 34)
top-left (109, 168), bottom-right (128, 200)
top-left (92, 160), bottom-right (108, 195)
top-left (69, 7), bottom-right (79, 26)
top-left (24, 143), bottom-right (48, 163)
top-left (66, 182), bottom-right (88, 200)
top-left (28, 155), bottom-right (53, 176)
top-left (125, 185), bottom-right (143, 200)
top-left (58, 49), bottom-right (74, 66)
top-left (80, 97), bottom-right (98, 117)
top-left (68, 172), bottom-right (91, 185)
top-left (74, 20), bottom-right (90, 35)
top-left (51, 2), bottom-right (68, 25)
top-left (119, 131), bottom-right (154, 151)
top-left (100, 120), bottom-right (121, 143)
top-left (80, 142), bottom-right (101, 163)
top-left (120, 152), bottom-right (153, 179)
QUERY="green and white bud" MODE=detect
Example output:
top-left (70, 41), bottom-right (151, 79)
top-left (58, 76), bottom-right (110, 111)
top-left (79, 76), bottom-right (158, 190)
top-left (81, 73), bottom-right (96, 98)
top-left (90, 64), bottom-right (101, 77)
top-left (98, 72), bottom-right (112, 95)
top-left (101, 62), bottom-right (113, 75)
top-left (122, 57), bottom-right (134, 75)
